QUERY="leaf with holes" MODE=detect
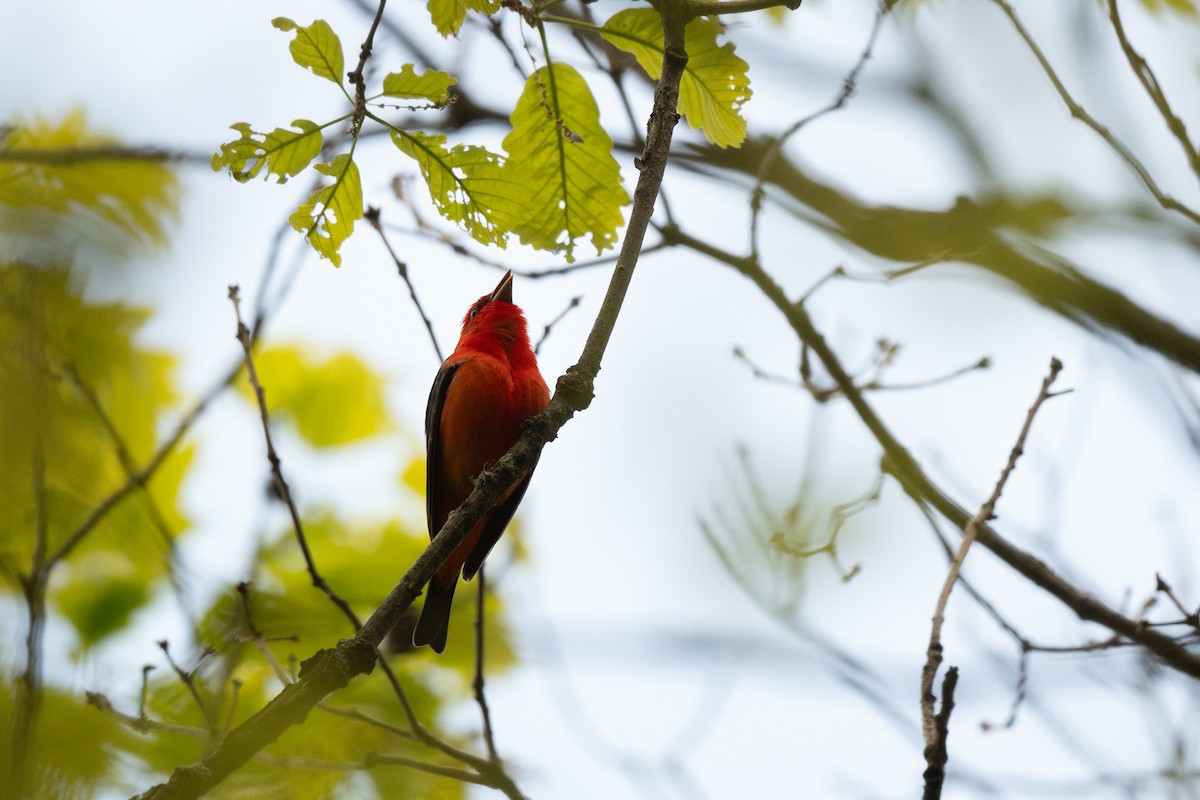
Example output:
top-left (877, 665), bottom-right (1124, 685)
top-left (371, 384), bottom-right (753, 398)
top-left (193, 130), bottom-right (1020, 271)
top-left (288, 153), bottom-right (362, 267)
top-left (212, 120), bottom-right (323, 183)
top-left (502, 63), bottom-right (629, 261)
top-left (392, 130), bottom-right (527, 247)
top-left (601, 9), bottom-right (752, 148)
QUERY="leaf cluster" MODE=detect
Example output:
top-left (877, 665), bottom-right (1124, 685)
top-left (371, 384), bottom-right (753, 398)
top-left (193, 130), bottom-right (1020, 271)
top-left (212, 4), bottom-right (756, 264)
top-left (1, 112), bottom-right (520, 799)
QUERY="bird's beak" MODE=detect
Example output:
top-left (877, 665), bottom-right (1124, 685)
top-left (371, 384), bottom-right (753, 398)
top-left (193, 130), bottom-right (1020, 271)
top-left (489, 270), bottom-right (514, 305)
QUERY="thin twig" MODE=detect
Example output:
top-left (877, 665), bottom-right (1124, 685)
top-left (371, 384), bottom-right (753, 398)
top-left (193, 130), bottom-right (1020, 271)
top-left (365, 206), bottom-right (444, 362)
top-left (0, 146), bottom-right (209, 165)
top-left (989, 0), bottom-right (1200, 226)
top-left (235, 582), bottom-right (297, 686)
top-left (750, 0), bottom-right (897, 255)
top-left (46, 353), bottom-right (246, 566)
top-left (157, 640), bottom-right (218, 736)
top-left (733, 344), bottom-right (989, 397)
top-left (920, 358), bottom-right (1064, 795)
top-left (132, 3), bottom-right (690, 795)
top-left (61, 365), bottom-right (179, 554)
top-left (1155, 573), bottom-right (1200, 629)
top-left (534, 295), bottom-right (581, 355)
top-left (1107, 0), bottom-right (1200, 182)
top-left (473, 568), bottom-right (500, 762)
top-left (228, 285), bottom-right (363, 630)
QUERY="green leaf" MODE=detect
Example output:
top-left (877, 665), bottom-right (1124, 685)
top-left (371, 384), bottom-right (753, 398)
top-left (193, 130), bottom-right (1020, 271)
top-left (0, 684), bottom-right (135, 795)
top-left (392, 130), bottom-right (528, 247)
top-left (426, 0), bottom-right (501, 37)
top-left (235, 345), bottom-right (393, 447)
top-left (0, 266), bottom-right (184, 576)
top-left (502, 63), bottom-right (629, 260)
top-left (272, 17), bottom-right (345, 85)
top-left (288, 153), bottom-right (363, 267)
top-left (211, 119), bottom-right (323, 183)
top-left (600, 10), bottom-right (752, 148)
top-left (0, 110), bottom-right (179, 251)
top-left (1139, 0), bottom-right (1197, 13)
top-left (381, 65), bottom-right (457, 105)
top-left (55, 551), bottom-right (152, 648)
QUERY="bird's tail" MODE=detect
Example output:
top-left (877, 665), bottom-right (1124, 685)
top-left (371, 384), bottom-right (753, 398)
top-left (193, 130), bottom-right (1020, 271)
top-left (412, 579), bottom-right (457, 653)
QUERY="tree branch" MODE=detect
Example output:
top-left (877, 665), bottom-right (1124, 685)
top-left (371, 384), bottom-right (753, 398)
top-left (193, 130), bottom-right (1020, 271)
top-left (229, 286), bottom-right (363, 630)
top-left (921, 358), bottom-right (1064, 796)
top-left (661, 224), bottom-right (1200, 680)
top-left (989, 0), bottom-right (1200, 226)
top-left (131, 3), bottom-right (691, 797)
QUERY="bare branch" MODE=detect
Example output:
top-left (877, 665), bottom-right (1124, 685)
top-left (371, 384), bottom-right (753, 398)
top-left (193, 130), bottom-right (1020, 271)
top-left (473, 568), bottom-right (500, 763)
top-left (989, 0), bottom-right (1200, 226)
top-left (0, 146), bottom-right (209, 166)
top-left (132, 3), bottom-right (691, 796)
top-left (364, 206), bottom-right (444, 362)
top-left (921, 358), bottom-right (1065, 791)
top-left (228, 286), bottom-right (363, 631)
top-left (921, 667), bottom-right (959, 800)
top-left (1107, 0), bottom-right (1200, 182)
top-left (534, 295), bottom-right (582, 355)
top-left (667, 222), bottom-right (1200, 679)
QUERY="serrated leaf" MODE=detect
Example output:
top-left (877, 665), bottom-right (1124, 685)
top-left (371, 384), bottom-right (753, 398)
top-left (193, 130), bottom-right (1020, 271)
top-left (381, 65), bottom-right (457, 105)
top-left (235, 345), bottom-right (393, 447)
top-left (501, 63), bottom-right (629, 261)
top-left (288, 153), bottom-right (362, 267)
top-left (426, 0), bottom-right (501, 37)
top-left (392, 130), bottom-right (527, 247)
top-left (272, 17), bottom-right (345, 85)
top-left (211, 119), bottom-right (323, 183)
top-left (601, 10), bottom-right (752, 147)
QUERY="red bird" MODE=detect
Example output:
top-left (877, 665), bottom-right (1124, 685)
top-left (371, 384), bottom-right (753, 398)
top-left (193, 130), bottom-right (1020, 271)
top-left (413, 270), bottom-right (550, 653)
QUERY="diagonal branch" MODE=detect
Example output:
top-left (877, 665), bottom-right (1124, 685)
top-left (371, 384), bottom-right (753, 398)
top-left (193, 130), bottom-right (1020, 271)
top-left (229, 286), bottom-right (363, 630)
top-left (989, 0), bottom-right (1200, 226)
top-left (130, 4), bottom-right (692, 798)
top-left (661, 224), bottom-right (1200, 680)
top-left (1107, 0), bottom-right (1200, 183)
top-left (920, 358), bottom-right (1065, 797)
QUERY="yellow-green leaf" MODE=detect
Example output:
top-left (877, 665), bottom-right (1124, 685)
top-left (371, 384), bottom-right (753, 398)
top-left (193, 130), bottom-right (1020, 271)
top-left (236, 345), bottom-right (392, 447)
top-left (288, 153), bottom-right (362, 267)
top-left (1137, 0), bottom-right (1197, 13)
top-left (600, 10), bottom-right (752, 147)
top-left (0, 266), bottom-right (184, 573)
top-left (392, 130), bottom-right (528, 247)
top-left (426, 0), bottom-right (501, 37)
top-left (211, 119), bottom-right (323, 183)
top-left (0, 685), bottom-right (135, 793)
top-left (0, 110), bottom-right (179, 251)
top-left (55, 551), bottom-right (152, 648)
top-left (502, 63), bottom-right (629, 261)
top-left (272, 17), bottom-right (345, 85)
top-left (381, 65), bottom-right (457, 105)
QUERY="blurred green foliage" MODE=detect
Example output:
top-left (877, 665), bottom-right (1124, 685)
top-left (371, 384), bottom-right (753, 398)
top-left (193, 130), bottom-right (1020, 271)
top-left (1, 110), bottom-right (515, 800)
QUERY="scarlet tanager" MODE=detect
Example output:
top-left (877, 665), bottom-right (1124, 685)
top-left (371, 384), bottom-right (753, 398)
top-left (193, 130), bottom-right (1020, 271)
top-left (413, 270), bottom-right (550, 653)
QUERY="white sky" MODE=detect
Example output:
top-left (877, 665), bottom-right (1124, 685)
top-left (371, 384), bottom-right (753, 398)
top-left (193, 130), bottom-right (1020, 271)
top-left (3, 0), bottom-right (1200, 798)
